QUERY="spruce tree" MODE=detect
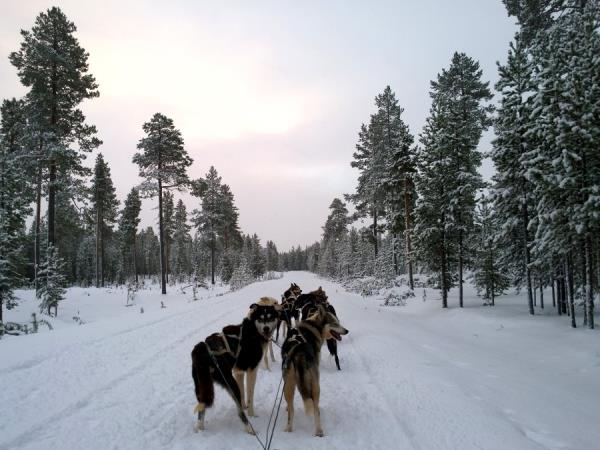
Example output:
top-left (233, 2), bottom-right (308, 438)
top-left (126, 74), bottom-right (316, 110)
top-left (491, 35), bottom-right (537, 315)
top-left (9, 7), bottom-right (101, 249)
top-left (118, 188), bottom-right (142, 283)
top-left (372, 87), bottom-right (417, 286)
top-left (90, 153), bottom-right (118, 287)
top-left (265, 241), bottom-right (279, 273)
top-left (415, 53), bottom-right (492, 308)
top-left (525, 4), bottom-right (600, 328)
top-left (472, 196), bottom-right (511, 305)
top-left (192, 166), bottom-right (223, 285)
top-left (171, 199), bottom-right (192, 282)
top-left (37, 244), bottom-right (66, 317)
top-left (133, 113), bottom-right (192, 294)
top-left (0, 134), bottom-right (30, 322)
top-left (347, 120), bottom-right (385, 257)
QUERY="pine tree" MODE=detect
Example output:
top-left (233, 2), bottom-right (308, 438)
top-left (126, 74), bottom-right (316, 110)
top-left (414, 53), bottom-right (492, 308)
top-left (9, 7), bottom-right (101, 250)
top-left (347, 120), bottom-right (385, 257)
top-left (118, 188), bottom-right (142, 283)
top-left (171, 199), bottom-right (192, 282)
top-left (37, 244), bottom-right (66, 317)
top-left (0, 134), bottom-right (30, 322)
top-left (192, 166), bottom-right (223, 285)
top-left (525, 4), bottom-right (600, 328)
top-left (371, 87), bottom-right (417, 287)
top-left (265, 241), bottom-right (279, 273)
top-left (472, 196), bottom-right (511, 305)
top-left (491, 34), bottom-right (537, 315)
top-left (249, 234), bottom-right (266, 279)
top-left (133, 113), bottom-right (192, 294)
top-left (90, 153), bottom-right (118, 287)
top-left (218, 184), bottom-right (242, 250)
top-left (162, 191), bottom-right (175, 282)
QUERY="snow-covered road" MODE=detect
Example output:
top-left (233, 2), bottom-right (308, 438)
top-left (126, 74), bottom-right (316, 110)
top-left (1, 272), bottom-right (598, 450)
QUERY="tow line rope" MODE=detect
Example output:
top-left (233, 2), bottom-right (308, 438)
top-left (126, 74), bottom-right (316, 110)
top-left (205, 337), bottom-right (288, 450)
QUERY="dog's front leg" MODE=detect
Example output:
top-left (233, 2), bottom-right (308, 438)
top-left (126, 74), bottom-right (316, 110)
top-left (246, 367), bottom-right (258, 417)
top-left (233, 368), bottom-right (246, 409)
top-left (269, 340), bottom-right (276, 362)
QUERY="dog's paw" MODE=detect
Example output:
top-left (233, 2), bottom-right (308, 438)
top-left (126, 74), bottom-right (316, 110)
top-left (194, 421), bottom-right (205, 432)
top-left (245, 425), bottom-right (256, 435)
top-left (315, 429), bottom-right (324, 437)
top-left (284, 425), bottom-right (293, 432)
top-left (247, 409), bottom-right (258, 417)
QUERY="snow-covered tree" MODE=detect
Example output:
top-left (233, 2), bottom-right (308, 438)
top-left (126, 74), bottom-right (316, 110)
top-left (171, 199), bottom-right (192, 282)
top-left (414, 52), bottom-right (492, 308)
top-left (193, 166), bottom-right (223, 285)
top-left (37, 244), bottom-right (67, 317)
top-left (118, 188), bottom-right (142, 283)
top-left (491, 34), bottom-right (537, 315)
top-left (524, 4), bottom-right (600, 328)
top-left (90, 153), bottom-right (118, 287)
top-left (471, 196), bottom-right (511, 305)
top-left (10, 6), bottom-right (101, 249)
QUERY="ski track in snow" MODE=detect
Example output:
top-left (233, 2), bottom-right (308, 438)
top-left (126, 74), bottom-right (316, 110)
top-left (1, 272), bottom-right (599, 450)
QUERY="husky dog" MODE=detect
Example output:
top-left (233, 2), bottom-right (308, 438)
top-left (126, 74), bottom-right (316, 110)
top-left (278, 283), bottom-right (302, 340)
top-left (252, 297), bottom-right (282, 370)
top-left (281, 304), bottom-right (349, 437)
top-left (191, 302), bottom-right (279, 433)
top-left (296, 287), bottom-right (344, 371)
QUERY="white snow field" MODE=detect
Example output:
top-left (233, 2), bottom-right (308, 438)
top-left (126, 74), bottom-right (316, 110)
top-left (1, 271), bottom-right (599, 450)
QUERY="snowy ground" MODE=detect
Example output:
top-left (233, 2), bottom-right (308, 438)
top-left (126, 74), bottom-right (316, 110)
top-left (1, 272), bottom-right (598, 450)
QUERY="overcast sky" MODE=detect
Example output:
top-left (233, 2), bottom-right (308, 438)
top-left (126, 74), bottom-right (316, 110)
top-left (0, 0), bottom-right (516, 251)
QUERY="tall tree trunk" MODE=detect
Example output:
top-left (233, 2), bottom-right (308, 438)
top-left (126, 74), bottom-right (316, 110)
top-left (158, 178), bottom-right (166, 295)
top-left (522, 202), bottom-right (534, 315)
top-left (210, 238), bottom-right (215, 286)
top-left (392, 234), bottom-right (399, 276)
top-left (404, 176), bottom-right (414, 290)
top-left (48, 163), bottom-right (56, 247)
top-left (373, 207), bottom-right (378, 257)
top-left (133, 235), bottom-right (138, 284)
top-left (585, 233), bottom-right (594, 329)
top-left (567, 255), bottom-right (576, 328)
top-left (458, 230), bottom-right (464, 308)
top-left (95, 198), bottom-right (100, 288)
top-left (539, 279), bottom-right (544, 309)
top-left (559, 263), bottom-right (567, 315)
top-left (551, 275), bottom-right (556, 309)
top-left (166, 240), bottom-right (170, 283)
top-left (101, 224), bottom-right (105, 287)
top-left (34, 164), bottom-right (42, 292)
top-left (441, 222), bottom-right (448, 309)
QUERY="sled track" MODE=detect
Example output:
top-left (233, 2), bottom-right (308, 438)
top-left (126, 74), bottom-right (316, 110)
top-left (0, 305), bottom-right (239, 450)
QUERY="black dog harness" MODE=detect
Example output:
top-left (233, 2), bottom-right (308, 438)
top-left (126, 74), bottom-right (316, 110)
top-left (281, 322), bottom-right (322, 369)
top-left (206, 329), bottom-right (243, 359)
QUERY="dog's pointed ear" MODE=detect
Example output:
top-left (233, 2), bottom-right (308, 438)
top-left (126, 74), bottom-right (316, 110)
top-left (249, 303), bottom-right (258, 311)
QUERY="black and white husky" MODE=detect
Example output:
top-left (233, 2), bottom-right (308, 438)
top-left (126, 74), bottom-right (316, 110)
top-left (191, 302), bottom-right (279, 434)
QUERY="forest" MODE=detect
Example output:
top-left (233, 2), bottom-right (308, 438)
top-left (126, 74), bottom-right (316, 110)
top-left (1, 0), bottom-right (599, 333)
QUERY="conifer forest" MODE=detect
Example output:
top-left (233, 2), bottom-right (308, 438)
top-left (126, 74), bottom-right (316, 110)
top-left (1, 2), bottom-right (599, 331)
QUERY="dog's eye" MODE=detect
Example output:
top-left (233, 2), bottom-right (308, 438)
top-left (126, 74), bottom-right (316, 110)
top-left (260, 315), bottom-right (265, 319)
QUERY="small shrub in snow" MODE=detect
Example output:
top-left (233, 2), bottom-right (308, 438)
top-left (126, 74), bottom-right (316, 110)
top-left (72, 311), bottom-right (86, 325)
top-left (380, 288), bottom-right (415, 307)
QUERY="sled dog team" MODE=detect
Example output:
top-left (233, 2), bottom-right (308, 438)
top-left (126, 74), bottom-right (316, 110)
top-left (191, 283), bottom-right (349, 437)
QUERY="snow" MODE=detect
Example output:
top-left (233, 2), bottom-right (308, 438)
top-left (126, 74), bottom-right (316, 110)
top-left (1, 272), bottom-right (598, 450)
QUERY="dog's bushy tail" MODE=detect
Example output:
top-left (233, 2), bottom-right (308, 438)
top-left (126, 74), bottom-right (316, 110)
top-left (296, 364), bottom-right (315, 416)
top-left (191, 342), bottom-right (214, 407)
